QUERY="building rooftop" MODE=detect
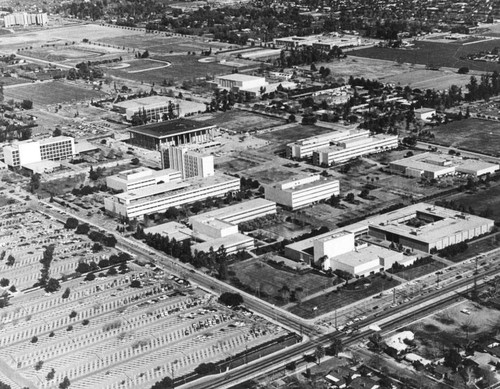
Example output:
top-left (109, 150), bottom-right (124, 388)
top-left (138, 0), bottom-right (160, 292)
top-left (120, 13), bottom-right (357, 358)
top-left (128, 118), bottom-right (215, 139)
top-left (114, 173), bottom-right (239, 204)
top-left (268, 174), bottom-right (338, 192)
top-left (216, 73), bottom-right (265, 82)
top-left (368, 203), bottom-right (494, 244)
top-left (316, 134), bottom-right (396, 153)
top-left (114, 96), bottom-right (169, 109)
top-left (332, 243), bottom-right (397, 266)
top-left (144, 221), bottom-right (192, 241)
top-left (191, 232), bottom-right (253, 253)
top-left (189, 199), bottom-right (275, 225)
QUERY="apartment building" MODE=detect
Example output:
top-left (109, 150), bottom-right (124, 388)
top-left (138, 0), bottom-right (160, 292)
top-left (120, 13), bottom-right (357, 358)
top-left (3, 137), bottom-right (75, 168)
top-left (160, 145), bottom-right (214, 179)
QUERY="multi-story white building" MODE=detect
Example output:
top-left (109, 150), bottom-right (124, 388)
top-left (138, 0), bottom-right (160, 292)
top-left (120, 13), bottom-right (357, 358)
top-left (160, 145), bottom-right (214, 179)
top-left (104, 173), bottom-right (240, 219)
top-left (214, 74), bottom-right (268, 92)
top-left (3, 12), bottom-right (48, 27)
top-left (286, 128), bottom-right (370, 159)
top-left (106, 167), bottom-right (181, 192)
top-left (313, 134), bottom-right (398, 166)
top-left (264, 175), bottom-right (339, 210)
top-left (113, 96), bottom-right (205, 121)
top-left (3, 137), bottom-right (75, 168)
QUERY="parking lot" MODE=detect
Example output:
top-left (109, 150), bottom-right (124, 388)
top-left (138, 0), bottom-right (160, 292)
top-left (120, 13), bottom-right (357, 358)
top-left (0, 203), bottom-right (289, 389)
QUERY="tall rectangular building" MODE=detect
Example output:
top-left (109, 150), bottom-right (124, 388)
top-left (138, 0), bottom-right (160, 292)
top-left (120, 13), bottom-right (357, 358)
top-left (160, 145), bottom-right (214, 179)
top-left (3, 137), bottom-right (75, 168)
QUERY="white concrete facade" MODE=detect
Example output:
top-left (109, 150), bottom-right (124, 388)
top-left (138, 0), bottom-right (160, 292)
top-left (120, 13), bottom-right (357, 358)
top-left (106, 167), bottom-right (181, 192)
top-left (215, 74), bottom-right (268, 92)
top-left (313, 134), bottom-right (398, 166)
top-left (3, 137), bottom-right (75, 168)
top-left (161, 145), bottom-right (214, 179)
top-left (264, 175), bottom-right (340, 210)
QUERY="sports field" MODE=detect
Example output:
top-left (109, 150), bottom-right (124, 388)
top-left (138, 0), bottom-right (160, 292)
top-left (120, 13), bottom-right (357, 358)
top-left (430, 118), bottom-right (500, 156)
top-left (4, 81), bottom-right (107, 106)
top-left (105, 54), bottom-right (229, 84)
top-left (380, 68), bottom-right (472, 90)
top-left (349, 40), bottom-right (500, 72)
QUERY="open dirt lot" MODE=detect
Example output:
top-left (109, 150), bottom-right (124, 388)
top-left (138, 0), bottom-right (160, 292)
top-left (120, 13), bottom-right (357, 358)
top-left (199, 110), bottom-right (285, 133)
top-left (430, 118), bottom-right (500, 156)
top-left (22, 44), bottom-right (124, 66)
top-left (0, 24), bottom-right (143, 52)
top-left (349, 40), bottom-right (500, 72)
top-left (97, 34), bottom-right (234, 54)
top-left (4, 81), bottom-right (107, 106)
top-left (256, 124), bottom-right (333, 147)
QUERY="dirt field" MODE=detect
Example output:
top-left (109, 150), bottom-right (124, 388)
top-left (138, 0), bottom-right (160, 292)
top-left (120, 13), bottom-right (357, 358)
top-left (349, 40), bottom-right (500, 72)
top-left (200, 110), bottom-right (285, 133)
top-left (256, 124), bottom-right (333, 146)
top-left (4, 81), bottom-right (107, 106)
top-left (380, 68), bottom-right (472, 90)
top-left (430, 118), bottom-right (500, 156)
top-left (97, 34), bottom-right (235, 54)
top-left (247, 167), bottom-right (296, 184)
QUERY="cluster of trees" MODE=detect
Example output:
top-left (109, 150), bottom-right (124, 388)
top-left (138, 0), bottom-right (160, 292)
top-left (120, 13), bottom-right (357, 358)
top-left (218, 292), bottom-right (243, 307)
top-left (465, 72), bottom-right (500, 102)
top-left (71, 184), bottom-right (106, 197)
top-left (89, 166), bottom-right (106, 181)
top-left (38, 244), bottom-right (56, 290)
top-left (277, 45), bottom-right (344, 68)
top-left (75, 252), bottom-right (130, 274)
top-left (389, 256), bottom-right (433, 273)
top-left (67, 62), bottom-right (104, 81)
top-left (436, 242), bottom-right (469, 258)
top-left (206, 89), bottom-right (237, 113)
top-left (150, 377), bottom-right (173, 389)
top-left (134, 50), bottom-right (149, 59)
top-left (239, 214), bottom-right (282, 233)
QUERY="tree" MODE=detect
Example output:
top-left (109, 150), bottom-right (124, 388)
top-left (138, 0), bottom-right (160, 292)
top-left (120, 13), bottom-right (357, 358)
top-left (458, 66), bottom-right (469, 74)
top-left (45, 278), bottom-right (60, 293)
top-left (31, 336), bottom-right (38, 343)
top-left (131, 157), bottom-right (140, 165)
top-left (345, 192), bottom-right (355, 203)
top-left (0, 278), bottom-right (9, 287)
top-left (327, 338), bottom-right (343, 356)
top-left (360, 188), bottom-right (370, 199)
top-left (165, 206), bottom-right (179, 220)
top-left (218, 292), bottom-right (243, 307)
top-left (82, 319), bottom-right (90, 326)
top-left (91, 243), bottom-right (103, 253)
top-left (75, 223), bottom-right (90, 235)
top-left (444, 348), bottom-right (462, 371)
top-left (69, 311), bottom-right (77, 319)
top-left (151, 376), bottom-right (174, 389)
top-left (21, 99), bottom-right (33, 109)
top-left (84, 273), bottom-right (96, 281)
top-left (9, 285), bottom-right (16, 293)
top-left (34, 360), bottom-right (44, 371)
top-left (64, 217), bottom-right (79, 230)
top-left (130, 280), bottom-right (141, 288)
top-left (29, 173), bottom-right (41, 193)
top-left (46, 368), bottom-right (56, 381)
top-left (59, 376), bottom-right (71, 389)
top-left (62, 288), bottom-right (70, 299)
top-left (279, 284), bottom-right (291, 303)
top-left (315, 345), bottom-right (325, 364)
top-left (6, 255), bottom-right (15, 266)
top-left (53, 128), bottom-right (62, 137)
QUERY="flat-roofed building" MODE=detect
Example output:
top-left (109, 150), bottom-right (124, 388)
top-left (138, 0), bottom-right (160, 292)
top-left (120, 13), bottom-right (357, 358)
top-left (189, 199), bottom-right (276, 227)
top-left (215, 74), bottom-right (268, 92)
top-left (106, 167), bottom-right (181, 192)
top-left (286, 127), bottom-right (369, 159)
top-left (3, 136), bottom-right (75, 168)
top-left (128, 118), bottom-right (216, 150)
top-left (161, 145), bottom-right (214, 179)
top-left (414, 108), bottom-right (436, 121)
top-left (191, 233), bottom-right (254, 255)
top-left (390, 152), bottom-right (499, 179)
top-left (367, 203), bottom-right (494, 253)
top-left (313, 134), bottom-right (398, 166)
top-left (104, 173), bottom-right (240, 218)
top-left (113, 96), bottom-right (205, 121)
top-left (264, 174), bottom-right (339, 210)
top-left (4, 12), bottom-right (48, 27)
top-left (144, 221), bottom-right (192, 242)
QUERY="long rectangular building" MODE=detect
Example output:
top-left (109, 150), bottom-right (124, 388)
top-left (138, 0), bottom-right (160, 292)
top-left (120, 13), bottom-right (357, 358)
top-left (313, 134), bottom-right (398, 166)
top-left (367, 203), bottom-right (494, 253)
top-left (128, 118), bottom-right (216, 150)
top-left (286, 128), bottom-right (369, 159)
top-left (106, 167), bottom-right (181, 192)
top-left (264, 174), bottom-right (339, 210)
top-left (104, 173), bottom-right (240, 219)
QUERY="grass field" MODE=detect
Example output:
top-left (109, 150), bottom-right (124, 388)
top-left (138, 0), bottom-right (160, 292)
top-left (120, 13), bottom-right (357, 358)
top-left (4, 81), bottom-right (107, 106)
top-left (380, 68), bottom-right (472, 90)
top-left (229, 259), bottom-right (334, 306)
top-left (0, 76), bottom-right (31, 86)
top-left (256, 124), bottom-right (333, 146)
top-left (349, 40), bottom-right (500, 72)
top-left (289, 274), bottom-right (400, 319)
top-left (105, 54), bottom-right (229, 83)
top-left (201, 110), bottom-right (285, 133)
top-left (23, 45), bottom-right (114, 64)
top-left (446, 234), bottom-right (500, 263)
top-left (430, 118), bottom-right (500, 156)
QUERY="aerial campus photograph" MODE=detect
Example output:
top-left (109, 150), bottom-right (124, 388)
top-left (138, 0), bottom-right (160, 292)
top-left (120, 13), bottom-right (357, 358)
top-left (2, 1), bottom-right (500, 389)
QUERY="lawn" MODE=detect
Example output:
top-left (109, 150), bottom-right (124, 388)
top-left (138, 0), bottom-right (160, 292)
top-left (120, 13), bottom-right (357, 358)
top-left (289, 273), bottom-right (400, 319)
top-left (430, 118), bottom-right (500, 156)
top-left (349, 40), bottom-right (500, 72)
top-left (4, 81), bottom-right (107, 106)
top-left (445, 233), bottom-right (500, 263)
top-left (200, 110), bottom-right (285, 133)
top-left (104, 54), bottom-right (229, 84)
top-left (228, 259), bottom-right (335, 306)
